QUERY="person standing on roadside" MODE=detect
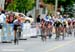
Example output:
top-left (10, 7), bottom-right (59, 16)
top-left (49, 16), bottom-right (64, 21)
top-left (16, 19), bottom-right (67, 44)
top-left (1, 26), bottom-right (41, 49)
top-left (36, 15), bottom-right (40, 23)
top-left (0, 10), bottom-right (6, 42)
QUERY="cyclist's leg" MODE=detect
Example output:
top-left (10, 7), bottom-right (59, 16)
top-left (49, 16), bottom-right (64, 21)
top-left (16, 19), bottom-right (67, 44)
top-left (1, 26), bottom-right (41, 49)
top-left (41, 29), bottom-right (44, 41)
top-left (55, 28), bottom-right (59, 40)
top-left (74, 27), bottom-right (75, 37)
top-left (74, 31), bottom-right (75, 37)
top-left (45, 30), bottom-right (47, 41)
top-left (48, 28), bottom-right (52, 39)
top-left (62, 28), bottom-right (65, 40)
top-left (18, 31), bottom-right (21, 39)
top-left (55, 27), bottom-right (57, 39)
top-left (14, 30), bottom-right (18, 45)
top-left (42, 29), bottom-right (47, 41)
top-left (15, 29), bottom-right (20, 45)
top-left (19, 27), bottom-right (22, 39)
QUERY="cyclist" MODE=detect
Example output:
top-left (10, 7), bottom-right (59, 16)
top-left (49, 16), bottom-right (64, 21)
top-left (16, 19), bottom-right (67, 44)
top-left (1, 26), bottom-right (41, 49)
top-left (40, 19), bottom-right (47, 41)
top-left (72, 19), bottom-right (75, 37)
top-left (54, 19), bottom-right (63, 40)
top-left (67, 18), bottom-right (72, 36)
top-left (13, 16), bottom-right (22, 44)
top-left (47, 21), bottom-right (53, 39)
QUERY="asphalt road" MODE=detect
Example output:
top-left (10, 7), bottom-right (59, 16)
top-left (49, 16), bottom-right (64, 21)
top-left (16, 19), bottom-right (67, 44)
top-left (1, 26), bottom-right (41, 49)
top-left (0, 34), bottom-right (75, 52)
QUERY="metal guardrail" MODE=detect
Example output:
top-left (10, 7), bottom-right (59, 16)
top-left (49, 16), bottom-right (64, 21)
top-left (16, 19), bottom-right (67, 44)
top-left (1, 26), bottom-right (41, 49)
top-left (0, 23), bottom-right (14, 42)
top-left (0, 23), bottom-right (40, 42)
top-left (21, 23), bottom-right (38, 39)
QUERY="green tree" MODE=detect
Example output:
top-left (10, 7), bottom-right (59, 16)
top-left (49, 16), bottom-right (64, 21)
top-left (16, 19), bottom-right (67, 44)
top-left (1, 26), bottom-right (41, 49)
top-left (43, 0), bottom-right (55, 4)
top-left (5, 0), bottom-right (35, 13)
top-left (43, 0), bottom-right (75, 6)
top-left (43, 0), bottom-right (75, 17)
top-left (15, 0), bottom-right (35, 13)
top-left (6, 0), bottom-right (17, 11)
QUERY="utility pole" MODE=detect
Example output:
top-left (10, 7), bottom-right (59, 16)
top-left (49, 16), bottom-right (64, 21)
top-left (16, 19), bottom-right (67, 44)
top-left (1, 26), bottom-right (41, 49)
top-left (0, 0), bottom-right (5, 10)
top-left (36, 0), bottom-right (39, 10)
top-left (55, 0), bottom-right (58, 15)
top-left (35, 0), bottom-right (39, 22)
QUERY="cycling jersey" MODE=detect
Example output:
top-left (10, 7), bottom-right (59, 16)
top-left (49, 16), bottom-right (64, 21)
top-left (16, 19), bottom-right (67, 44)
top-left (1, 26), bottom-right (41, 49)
top-left (54, 21), bottom-right (62, 28)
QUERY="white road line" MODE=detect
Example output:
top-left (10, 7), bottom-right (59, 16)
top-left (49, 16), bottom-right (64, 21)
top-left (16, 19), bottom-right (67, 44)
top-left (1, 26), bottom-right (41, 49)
top-left (47, 40), bottom-right (75, 52)
top-left (2, 49), bottom-right (24, 52)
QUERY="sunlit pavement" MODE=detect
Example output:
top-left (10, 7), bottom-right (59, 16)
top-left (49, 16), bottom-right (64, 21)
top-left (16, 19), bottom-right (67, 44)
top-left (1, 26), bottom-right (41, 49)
top-left (0, 34), bottom-right (75, 52)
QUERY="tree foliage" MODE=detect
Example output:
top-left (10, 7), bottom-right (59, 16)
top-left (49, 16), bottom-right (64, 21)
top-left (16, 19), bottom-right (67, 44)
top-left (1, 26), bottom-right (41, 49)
top-left (43, 0), bottom-right (75, 6)
top-left (43, 0), bottom-right (75, 17)
top-left (6, 0), bottom-right (17, 11)
top-left (5, 0), bottom-right (35, 13)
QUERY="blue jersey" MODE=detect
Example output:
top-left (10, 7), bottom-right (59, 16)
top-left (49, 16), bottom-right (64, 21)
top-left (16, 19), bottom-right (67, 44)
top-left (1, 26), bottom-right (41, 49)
top-left (49, 19), bottom-right (54, 25)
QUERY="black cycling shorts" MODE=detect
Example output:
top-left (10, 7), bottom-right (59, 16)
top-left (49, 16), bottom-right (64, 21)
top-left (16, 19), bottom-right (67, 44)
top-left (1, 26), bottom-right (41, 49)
top-left (64, 25), bottom-right (66, 28)
top-left (0, 24), bottom-right (2, 29)
top-left (13, 24), bottom-right (21, 31)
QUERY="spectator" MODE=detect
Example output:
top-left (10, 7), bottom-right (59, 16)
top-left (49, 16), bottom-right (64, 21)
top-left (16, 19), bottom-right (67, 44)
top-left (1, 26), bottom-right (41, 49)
top-left (36, 15), bottom-right (40, 23)
top-left (29, 15), bottom-right (32, 18)
top-left (0, 10), bottom-right (6, 42)
top-left (8, 12), bottom-right (14, 24)
top-left (1, 10), bottom-right (6, 23)
top-left (0, 10), bottom-right (6, 27)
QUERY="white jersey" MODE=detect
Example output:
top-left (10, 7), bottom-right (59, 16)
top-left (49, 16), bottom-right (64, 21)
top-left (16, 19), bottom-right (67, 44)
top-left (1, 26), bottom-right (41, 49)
top-left (0, 14), bottom-right (6, 23)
